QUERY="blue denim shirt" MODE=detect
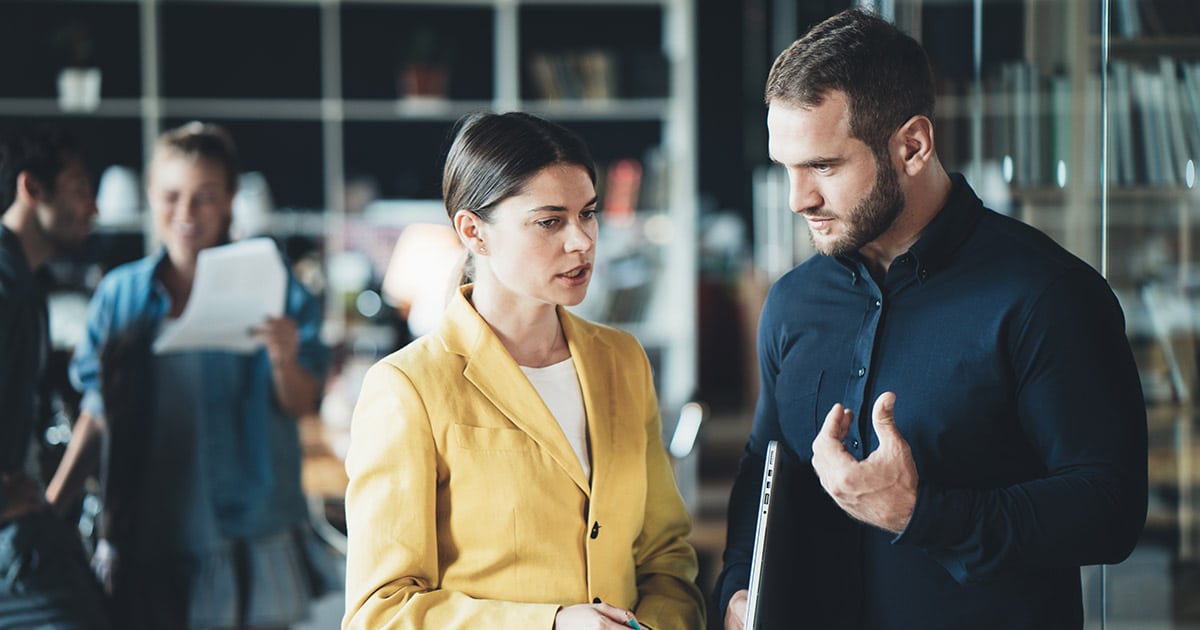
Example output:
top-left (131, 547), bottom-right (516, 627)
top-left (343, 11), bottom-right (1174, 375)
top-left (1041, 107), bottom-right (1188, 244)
top-left (717, 174), bottom-right (1147, 628)
top-left (70, 246), bottom-right (329, 540)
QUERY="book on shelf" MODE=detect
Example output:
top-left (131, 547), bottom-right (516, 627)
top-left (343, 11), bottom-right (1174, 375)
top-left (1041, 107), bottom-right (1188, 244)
top-left (1180, 61), bottom-right (1200, 172)
top-left (528, 52), bottom-right (561, 100)
top-left (1130, 65), bottom-right (1166, 186)
top-left (1110, 61), bottom-right (1138, 186)
top-left (999, 60), bottom-right (1046, 187)
top-left (526, 49), bottom-right (618, 101)
top-left (1048, 73), bottom-right (1072, 188)
top-left (1113, 58), bottom-right (1198, 189)
top-left (1114, 0), bottom-right (1200, 37)
top-left (1113, 0), bottom-right (1143, 38)
top-left (1083, 74), bottom-right (1103, 187)
top-left (1001, 62), bottom-right (1028, 186)
top-left (577, 50), bottom-right (615, 100)
top-left (1157, 57), bottom-right (1191, 185)
top-left (1138, 0), bottom-right (1200, 38)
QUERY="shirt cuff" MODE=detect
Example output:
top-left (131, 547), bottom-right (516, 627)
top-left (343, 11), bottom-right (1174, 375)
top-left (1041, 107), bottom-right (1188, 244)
top-left (716, 562), bottom-right (751, 616)
top-left (892, 479), bottom-right (971, 549)
top-left (79, 389), bottom-right (105, 418)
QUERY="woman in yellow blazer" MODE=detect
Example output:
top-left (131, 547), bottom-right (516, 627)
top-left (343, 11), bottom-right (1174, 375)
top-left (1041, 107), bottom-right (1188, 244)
top-left (343, 112), bottom-right (705, 630)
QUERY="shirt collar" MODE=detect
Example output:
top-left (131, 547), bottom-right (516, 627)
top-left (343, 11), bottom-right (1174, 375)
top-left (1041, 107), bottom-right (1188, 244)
top-left (832, 173), bottom-right (983, 285)
top-left (906, 173), bottom-right (984, 281)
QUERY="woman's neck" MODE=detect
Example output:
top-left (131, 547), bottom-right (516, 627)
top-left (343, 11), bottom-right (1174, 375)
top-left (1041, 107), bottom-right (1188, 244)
top-left (160, 258), bottom-right (196, 317)
top-left (471, 281), bottom-right (569, 368)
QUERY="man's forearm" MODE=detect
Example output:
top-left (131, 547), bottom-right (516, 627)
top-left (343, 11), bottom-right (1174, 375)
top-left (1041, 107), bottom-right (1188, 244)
top-left (45, 412), bottom-right (105, 514)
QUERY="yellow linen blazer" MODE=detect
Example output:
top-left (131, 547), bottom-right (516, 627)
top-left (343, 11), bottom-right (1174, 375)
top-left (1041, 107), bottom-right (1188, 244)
top-left (343, 286), bottom-right (705, 629)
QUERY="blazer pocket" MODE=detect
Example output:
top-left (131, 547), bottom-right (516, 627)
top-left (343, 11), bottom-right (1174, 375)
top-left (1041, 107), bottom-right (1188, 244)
top-left (452, 424), bottom-right (534, 452)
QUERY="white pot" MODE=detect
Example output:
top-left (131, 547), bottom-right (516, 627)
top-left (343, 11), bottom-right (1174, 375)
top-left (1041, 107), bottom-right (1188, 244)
top-left (57, 67), bottom-right (102, 112)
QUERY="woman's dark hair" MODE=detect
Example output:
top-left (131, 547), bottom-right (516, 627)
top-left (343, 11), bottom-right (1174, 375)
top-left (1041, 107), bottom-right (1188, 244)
top-left (765, 9), bottom-right (935, 156)
top-left (442, 111), bottom-right (596, 224)
top-left (441, 112), bottom-right (595, 284)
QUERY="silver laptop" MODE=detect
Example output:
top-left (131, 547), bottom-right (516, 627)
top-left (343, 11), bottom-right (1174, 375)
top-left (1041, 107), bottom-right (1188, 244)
top-left (744, 439), bottom-right (796, 630)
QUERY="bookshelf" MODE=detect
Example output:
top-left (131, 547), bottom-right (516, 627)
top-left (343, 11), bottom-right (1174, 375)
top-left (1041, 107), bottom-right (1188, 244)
top-left (895, 0), bottom-right (1200, 625)
top-left (0, 0), bottom-right (699, 426)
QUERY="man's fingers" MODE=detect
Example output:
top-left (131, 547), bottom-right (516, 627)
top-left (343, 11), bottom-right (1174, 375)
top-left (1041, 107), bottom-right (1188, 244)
top-left (813, 404), bottom-right (858, 476)
top-left (871, 392), bottom-right (901, 441)
top-left (725, 589), bottom-right (748, 630)
top-left (819, 403), bottom-right (853, 440)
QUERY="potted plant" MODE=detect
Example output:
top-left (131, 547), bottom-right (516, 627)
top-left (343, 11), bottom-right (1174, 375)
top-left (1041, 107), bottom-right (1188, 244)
top-left (52, 20), bottom-right (101, 112)
top-left (398, 25), bottom-right (450, 100)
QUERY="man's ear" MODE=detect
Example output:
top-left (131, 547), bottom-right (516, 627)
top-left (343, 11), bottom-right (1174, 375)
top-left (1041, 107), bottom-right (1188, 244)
top-left (894, 115), bottom-right (935, 176)
top-left (16, 171), bottom-right (44, 204)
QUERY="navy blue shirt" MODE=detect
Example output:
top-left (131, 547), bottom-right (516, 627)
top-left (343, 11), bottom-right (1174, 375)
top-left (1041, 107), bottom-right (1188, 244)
top-left (717, 175), bottom-right (1147, 628)
top-left (0, 226), bottom-right (50, 507)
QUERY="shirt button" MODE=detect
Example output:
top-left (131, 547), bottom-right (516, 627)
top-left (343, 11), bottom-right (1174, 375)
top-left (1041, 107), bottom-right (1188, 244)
top-left (849, 439), bottom-right (860, 449)
top-left (591, 522), bottom-right (600, 539)
top-left (857, 367), bottom-right (866, 377)
top-left (873, 299), bottom-right (881, 308)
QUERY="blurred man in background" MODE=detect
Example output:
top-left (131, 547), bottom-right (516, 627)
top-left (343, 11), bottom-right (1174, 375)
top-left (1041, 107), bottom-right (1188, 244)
top-left (0, 125), bottom-right (107, 628)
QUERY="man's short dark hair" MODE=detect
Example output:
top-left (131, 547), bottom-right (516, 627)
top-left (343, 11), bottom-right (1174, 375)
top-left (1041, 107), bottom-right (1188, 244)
top-left (765, 9), bottom-right (936, 155)
top-left (0, 125), bottom-right (83, 211)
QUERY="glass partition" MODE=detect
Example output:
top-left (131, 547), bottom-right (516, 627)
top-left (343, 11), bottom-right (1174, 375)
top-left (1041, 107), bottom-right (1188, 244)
top-left (887, 0), bottom-right (1200, 626)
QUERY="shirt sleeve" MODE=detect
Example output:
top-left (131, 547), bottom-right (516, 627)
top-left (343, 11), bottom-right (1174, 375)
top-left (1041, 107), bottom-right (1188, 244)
top-left (286, 274), bottom-right (328, 381)
top-left (895, 267), bottom-right (1148, 583)
top-left (0, 278), bottom-right (16, 514)
top-left (342, 361), bottom-right (561, 629)
top-left (0, 278), bottom-right (18, 420)
top-left (628, 341), bottom-right (706, 630)
top-left (69, 276), bottom-right (118, 419)
top-left (714, 285), bottom-right (785, 614)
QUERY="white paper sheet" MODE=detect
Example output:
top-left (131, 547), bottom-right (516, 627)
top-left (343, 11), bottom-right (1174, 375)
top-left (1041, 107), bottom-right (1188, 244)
top-left (153, 237), bottom-right (287, 354)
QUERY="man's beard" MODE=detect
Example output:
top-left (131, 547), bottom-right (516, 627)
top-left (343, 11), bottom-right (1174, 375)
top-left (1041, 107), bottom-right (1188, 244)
top-left (811, 155), bottom-right (905, 257)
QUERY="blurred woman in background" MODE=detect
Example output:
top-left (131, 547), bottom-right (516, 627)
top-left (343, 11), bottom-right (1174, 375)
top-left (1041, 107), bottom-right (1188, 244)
top-left (48, 121), bottom-right (332, 630)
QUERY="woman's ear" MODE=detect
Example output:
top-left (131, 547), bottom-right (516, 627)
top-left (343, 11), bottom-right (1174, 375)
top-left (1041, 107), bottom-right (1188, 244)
top-left (453, 209), bottom-right (487, 255)
top-left (894, 115), bottom-right (935, 176)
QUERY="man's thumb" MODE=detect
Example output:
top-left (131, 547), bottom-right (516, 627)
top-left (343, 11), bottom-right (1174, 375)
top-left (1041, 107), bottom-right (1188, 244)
top-left (872, 391), bottom-right (898, 434)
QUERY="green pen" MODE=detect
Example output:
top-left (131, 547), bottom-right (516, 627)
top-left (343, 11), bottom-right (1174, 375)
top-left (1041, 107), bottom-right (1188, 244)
top-left (627, 617), bottom-right (643, 630)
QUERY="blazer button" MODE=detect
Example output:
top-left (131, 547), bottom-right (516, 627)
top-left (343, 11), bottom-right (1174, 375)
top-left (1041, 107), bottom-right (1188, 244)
top-left (593, 597), bottom-right (602, 604)
top-left (591, 522), bottom-right (600, 539)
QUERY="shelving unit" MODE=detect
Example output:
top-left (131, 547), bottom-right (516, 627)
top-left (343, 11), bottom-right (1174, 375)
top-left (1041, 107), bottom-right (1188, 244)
top-left (893, 0), bottom-right (1200, 625)
top-left (0, 0), bottom-right (698, 417)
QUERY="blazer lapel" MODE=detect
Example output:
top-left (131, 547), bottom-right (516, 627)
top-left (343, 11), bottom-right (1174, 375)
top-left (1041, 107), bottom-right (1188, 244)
top-left (560, 308), bottom-right (619, 498)
top-left (441, 287), bottom-right (591, 495)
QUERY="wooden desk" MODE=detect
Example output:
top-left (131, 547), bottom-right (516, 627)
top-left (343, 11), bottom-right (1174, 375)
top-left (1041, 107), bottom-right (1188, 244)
top-left (300, 415), bottom-right (349, 499)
